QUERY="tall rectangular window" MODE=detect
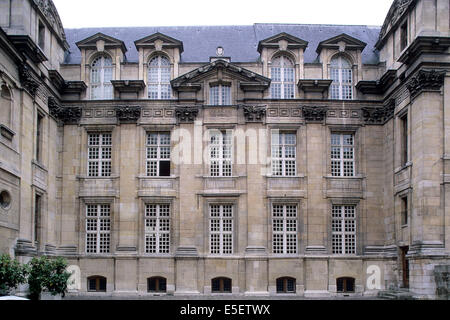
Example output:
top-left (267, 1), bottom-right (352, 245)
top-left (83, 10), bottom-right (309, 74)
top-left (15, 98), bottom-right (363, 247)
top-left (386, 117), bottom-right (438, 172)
top-left (271, 131), bottom-right (297, 176)
top-left (86, 204), bottom-right (111, 254)
top-left (36, 113), bottom-right (44, 163)
top-left (331, 133), bottom-right (355, 177)
top-left (145, 204), bottom-right (170, 254)
top-left (146, 132), bottom-right (171, 177)
top-left (401, 196), bottom-right (408, 226)
top-left (209, 130), bottom-right (232, 177)
top-left (209, 85), bottom-right (231, 105)
top-left (400, 114), bottom-right (408, 166)
top-left (88, 133), bottom-right (112, 177)
top-left (272, 204), bottom-right (298, 254)
top-left (332, 205), bottom-right (356, 255)
top-left (209, 204), bottom-right (233, 255)
top-left (400, 22), bottom-right (408, 52)
top-left (34, 194), bottom-right (41, 244)
top-left (38, 21), bottom-right (45, 50)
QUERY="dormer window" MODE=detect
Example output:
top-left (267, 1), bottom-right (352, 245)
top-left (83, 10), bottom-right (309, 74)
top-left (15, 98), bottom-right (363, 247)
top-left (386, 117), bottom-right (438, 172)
top-left (270, 56), bottom-right (295, 99)
top-left (209, 84), bottom-right (231, 106)
top-left (148, 55), bottom-right (172, 100)
top-left (330, 56), bottom-right (353, 100)
top-left (90, 55), bottom-right (113, 100)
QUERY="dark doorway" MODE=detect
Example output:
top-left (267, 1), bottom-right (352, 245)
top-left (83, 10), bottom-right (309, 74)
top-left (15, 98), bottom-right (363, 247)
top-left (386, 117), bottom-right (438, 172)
top-left (336, 277), bottom-right (355, 293)
top-left (400, 246), bottom-right (409, 288)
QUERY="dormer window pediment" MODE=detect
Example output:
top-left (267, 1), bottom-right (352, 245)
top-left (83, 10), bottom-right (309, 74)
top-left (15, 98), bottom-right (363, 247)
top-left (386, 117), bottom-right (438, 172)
top-left (134, 33), bottom-right (184, 54)
top-left (76, 32), bottom-right (127, 55)
top-left (257, 32), bottom-right (309, 53)
top-left (316, 33), bottom-right (367, 55)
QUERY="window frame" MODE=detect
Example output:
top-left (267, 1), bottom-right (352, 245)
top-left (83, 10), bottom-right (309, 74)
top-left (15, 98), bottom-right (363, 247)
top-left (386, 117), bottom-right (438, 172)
top-left (209, 84), bottom-right (231, 106)
top-left (271, 130), bottom-right (297, 177)
top-left (147, 277), bottom-right (167, 293)
top-left (90, 54), bottom-right (114, 100)
top-left (271, 204), bottom-right (298, 255)
top-left (148, 55), bottom-right (172, 100)
top-left (87, 132), bottom-right (112, 177)
top-left (209, 129), bottom-right (233, 177)
top-left (209, 204), bottom-right (234, 255)
top-left (85, 203), bottom-right (111, 254)
top-left (331, 132), bottom-right (356, 177)
top-left (330, 55), bottom-right (353, 100)
top-left (211, 277), bottom-right (232, 293)
top-left (146, 132), bottom-right (171, 177)
top-left (35, 111), bottom-right (44, 163)
top-left (144, 203), bottom-right (171, 254)
top-left (331, 205), bottom-right (357, 255)
top-left (87, 276), bottom-right (107, 292)
top-left (276, 277), bottom-right (296, 294)
top-left (270, 55), bottom-right (296, 99)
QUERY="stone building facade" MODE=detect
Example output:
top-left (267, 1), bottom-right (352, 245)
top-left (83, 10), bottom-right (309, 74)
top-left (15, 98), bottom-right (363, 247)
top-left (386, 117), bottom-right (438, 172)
top-left (0, 0), bottom-right (449, 299)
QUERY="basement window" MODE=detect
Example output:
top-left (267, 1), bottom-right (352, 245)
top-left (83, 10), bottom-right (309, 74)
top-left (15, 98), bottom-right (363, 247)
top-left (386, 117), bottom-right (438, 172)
top-left (337, 277), bottom-right (355, 293)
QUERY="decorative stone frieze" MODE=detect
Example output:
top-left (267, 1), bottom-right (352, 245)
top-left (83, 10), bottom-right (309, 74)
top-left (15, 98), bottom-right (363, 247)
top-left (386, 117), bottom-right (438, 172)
top-left (175, 106), bottom-right (199, 123)
top-left (241, 105), bottom-right (266, 122)
top-left (48, 96), bottom-right (82, 124)
top-left (406, 69), bottom-right (446, 99)
top-left (18, 63), bottom-right (39, 96)
top-left (302, 106), bottom-right (327, 122)
top-left (115, 106), bottom-right (141, 123)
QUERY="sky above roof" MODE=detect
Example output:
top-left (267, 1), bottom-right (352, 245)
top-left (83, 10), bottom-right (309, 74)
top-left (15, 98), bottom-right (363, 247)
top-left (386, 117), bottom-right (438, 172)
top-left (52, 0), bottom-right (394, 28)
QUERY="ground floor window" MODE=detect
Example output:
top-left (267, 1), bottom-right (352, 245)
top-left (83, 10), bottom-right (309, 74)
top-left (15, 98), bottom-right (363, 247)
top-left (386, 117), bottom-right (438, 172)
top-left (276, 277), bottom-right (296, 293)
top-left (88, 276), bottom-right (107, 292)
top-left (147, 277), bottom-right (167, 293)
top-left (336, 277), bottom-right (355, 293)
top-left (211, 277), bottom-right (232, 293)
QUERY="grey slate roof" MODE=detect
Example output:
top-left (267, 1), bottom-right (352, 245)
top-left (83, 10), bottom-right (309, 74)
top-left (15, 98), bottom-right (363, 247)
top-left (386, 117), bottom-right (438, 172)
top-left (63, 23), bottom-right (381, 65)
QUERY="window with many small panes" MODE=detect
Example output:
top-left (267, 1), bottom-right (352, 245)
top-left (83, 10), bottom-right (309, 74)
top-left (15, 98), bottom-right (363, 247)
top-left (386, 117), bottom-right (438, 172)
top-left (90, 55), bottom-right (113, 100)
top-left (272, 204), bottom-right (298, 254)
top-left (270, 56), bottom-right (295, 99)
top-left (148, 55), bottom-right (172, 100)
top-left (209, 204), bottom-right (233, 255)
top-left (86, 204), bottom-right (111, 254)
top-left (271, 131), bottom-right (297, 176)
top-left (145, 204), bottom-right (170, 254)
top-left (146, 132), bottom-right (171, 177)
top-left (332, 205), bottom-right (356, 255)
top-left (209, 85), bottom-right (231, 105)
top-left (88, 133), bottom-right (112, 177)
top-left (331, 133), bottom-right (355, 177)
top-left (209, 130), bottom-right (232, 177)
top-left (276, 277), bottom-right (296, 293)
top-left (211, 277), bottom-right (232, 293)
top-left (330, 56), bottom-right (353, 100)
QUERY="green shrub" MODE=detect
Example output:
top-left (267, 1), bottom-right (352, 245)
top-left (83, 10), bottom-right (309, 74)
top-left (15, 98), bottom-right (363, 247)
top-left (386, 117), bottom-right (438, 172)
top-left (27, 256), bottom-right (71, 300)
top-left (0, 254), bottom-right (28, 296)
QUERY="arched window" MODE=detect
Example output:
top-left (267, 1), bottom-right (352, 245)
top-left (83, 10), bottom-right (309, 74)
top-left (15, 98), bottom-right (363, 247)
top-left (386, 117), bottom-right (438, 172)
top-left (211, 277), bottom-right (232, 293)
top-left (90, 55), bottom-right (113, 100)
top-left (87, 276), bottom-right (107, 292)
top-left (330, 56), bottom-right (353, 100)
top-left (1, 85), bottom-right (12, 126)
top-left (270, 56), bottom-right (295, 99)
top-left (147, 277), bottom-right (167, 293)
top-left (276, 277), bottom-right (296, 293)
top-left (336, 277), bottom-right (355, 293)
top-left (148, 55), bottom-right (172, 99)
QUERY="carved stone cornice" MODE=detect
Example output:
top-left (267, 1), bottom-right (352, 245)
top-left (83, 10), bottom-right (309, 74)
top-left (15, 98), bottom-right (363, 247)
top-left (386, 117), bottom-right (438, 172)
top-left (48, 96), bottom-right (81, 124)
top-left (376, 0), bottom-right (416, 49)
top-left (302, 106), bottom-right (327, 122)
top-left (175, 106), bottom-right (200, 123)
top-left (8, 35), bottom-right (47, 63)
top-left (361, 99), bottom-right (395, 124)
top-left (18, 63), bottom-right (40, 96)
top-left (406, 69), bottom-right (446, 99)
top-left (32, 0), bottom-right (69, 49)
top-left (298, 79), bottom-right (332, 93)
top-left (110, 80), bottom-right (146, 93)
top-left (115, 106), bottom-right (141, 123)
top-left (241, 105), bottom-right (266, 122)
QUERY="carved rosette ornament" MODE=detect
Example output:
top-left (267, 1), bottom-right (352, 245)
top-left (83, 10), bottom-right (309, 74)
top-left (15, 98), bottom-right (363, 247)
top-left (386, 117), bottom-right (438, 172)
top-left (48, 97), bottom-right (81, 124)
top-left (175, 106), bottom-right (199, 123)
top-left (242, 105), bottom-right (266, 122)
top-left (302, 106), bottom-right (327, 122)
top-left (115, 106), bottom-right (141, 123)
top-left (406, 70), bottom-right (446, 99)
top-left (19, 63), bottom-right (39, 96)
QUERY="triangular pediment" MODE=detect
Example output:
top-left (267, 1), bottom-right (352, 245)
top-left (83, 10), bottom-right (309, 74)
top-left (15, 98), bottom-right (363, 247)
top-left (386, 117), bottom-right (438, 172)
top-left (258, 32), bottom-right (308, 53)
top-left (135, 32), bottom-right (184, 53)
top-left (316, 33), bottom-right (367, 54)
top-left (171, 59), bottom-right (271, 90)
top-left (76, 32), bottom-right (127, 53)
